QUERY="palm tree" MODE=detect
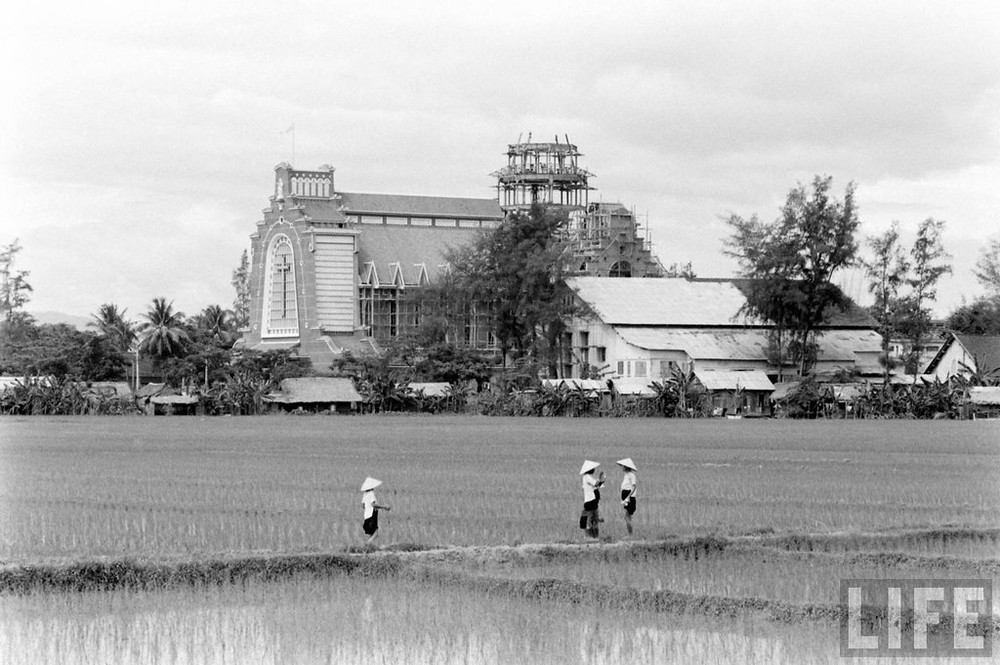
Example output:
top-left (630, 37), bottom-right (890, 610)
top-left (90, 303), bottom-right (137, 351)
top-left (139, 297), bottom-right (190, 359)
top-left (90, 303), bottom-right (139, 386)
top-left (195, 304), bottom-right (234, 345)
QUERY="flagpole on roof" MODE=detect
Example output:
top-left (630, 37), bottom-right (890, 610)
top-left (283, 123), bottom-right (296, 166)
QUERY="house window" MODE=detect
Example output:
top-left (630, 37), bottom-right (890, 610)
top-left (596, 347), bottom-right (606, 363)
top-left (634, 360), bottom-right (647, 377)
top-left (617, 360), bottom-right (624, 376)
top-left (579, 331), bottom-right (589, 348)
top-left (659, 360), bottom-right (678, 377)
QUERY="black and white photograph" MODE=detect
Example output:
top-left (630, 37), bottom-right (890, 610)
top-left (2, 1), bottom-right (999, 663)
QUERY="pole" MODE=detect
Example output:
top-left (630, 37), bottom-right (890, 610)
top-left (282, 124), bottom-right (296, 165)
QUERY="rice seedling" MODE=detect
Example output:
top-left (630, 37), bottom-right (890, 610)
top-left (1, 416), bottom-right (998, 663)
top-left (0, 572), bottom-right (868, 665)
top-left (1, 417), bottom-right (997, 561)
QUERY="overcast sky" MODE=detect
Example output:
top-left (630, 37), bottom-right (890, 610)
top-left (3, 1), bottom-right (998, 322)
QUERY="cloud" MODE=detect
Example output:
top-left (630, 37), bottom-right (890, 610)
top-left (2, 0), bottom-right (998, 320)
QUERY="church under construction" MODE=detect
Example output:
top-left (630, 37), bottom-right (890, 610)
top-left (239, 137), bottom-right (663, 369)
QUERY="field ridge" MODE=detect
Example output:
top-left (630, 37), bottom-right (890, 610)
top-left (4, 527), bottom-right (997, 592)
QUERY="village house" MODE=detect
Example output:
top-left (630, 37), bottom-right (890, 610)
top-left (264, 377), bottom-right (363, 414)
top-left (563, 276), bottom-right (883, 389)
top-left (923, 333), bottom-right (1000, 381)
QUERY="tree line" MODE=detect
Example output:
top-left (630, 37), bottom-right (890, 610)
top-left (0, 244), bottom-right (307, 414)
top-left (2, 176), bottom-right (999, 416)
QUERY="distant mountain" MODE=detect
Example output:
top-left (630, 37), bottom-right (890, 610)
top-left (28, 311), bottom-right (92, 330)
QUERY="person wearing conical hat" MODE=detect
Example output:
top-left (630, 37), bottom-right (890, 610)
top-left (617, 458), bottom-right (637, 536)
top-left (360, 477), bottom-right (391, 543)
top-left (579, 460), bottom-right (605, 539)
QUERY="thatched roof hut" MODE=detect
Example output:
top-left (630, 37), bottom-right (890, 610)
top-left (265, 377), bottom-right (362, 413)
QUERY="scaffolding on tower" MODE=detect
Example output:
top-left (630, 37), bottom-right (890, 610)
top-left (492, 134), bottom-right (594, 213)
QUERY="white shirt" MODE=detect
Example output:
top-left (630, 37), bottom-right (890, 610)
top-left (582, 474), bottom-right (600, 502)
top-left (363, 490), bottom-right (377, 519)
top-left (620, 471), bottom-right (637, 497)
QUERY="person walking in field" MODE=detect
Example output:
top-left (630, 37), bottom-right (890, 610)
top-left (579, 460), bottom-right (605, 539)
top-left (360, 477), bottom-right (391, 543)
top-left (617, 458), bottom-right (637, 536)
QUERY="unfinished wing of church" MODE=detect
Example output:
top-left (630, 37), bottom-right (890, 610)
top-left (239, 137), bottom-right (880, 384)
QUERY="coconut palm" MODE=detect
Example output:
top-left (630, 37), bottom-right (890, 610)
top-left (195, 304), bottom-right (235, 345)
top-left (139, 297), bottom-right (190, 359)
top-left (89, 303), bottom-right (139, 385)
top-left (90, 303), bottom-right (137, 352)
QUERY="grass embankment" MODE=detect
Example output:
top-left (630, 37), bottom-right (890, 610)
top-left (749, 526), bottom-right (1000, 555)
top-left (5, 528), bottom-right (997, 593)
top-left (0, 552), bottom-right (374, 594)
top-left (3, 529), bottom-right (997, 637)
top-left (0, 536), bottom-right (729, 594)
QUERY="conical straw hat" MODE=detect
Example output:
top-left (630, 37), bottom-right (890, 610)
top-left (360, 477), bottom-right (382, 492)
top-left (616, 458), bottom-right (637, 471)
top-left (579, 460), bottom-right (600, 475)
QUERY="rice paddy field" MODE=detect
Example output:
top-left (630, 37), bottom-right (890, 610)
top-left (1, 415), bottom-right (998, 663)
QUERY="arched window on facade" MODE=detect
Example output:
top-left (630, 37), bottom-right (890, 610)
top-left (263, 235), bottom-right (299, 337)
top-left (609, 261), bottom-right (632, 278)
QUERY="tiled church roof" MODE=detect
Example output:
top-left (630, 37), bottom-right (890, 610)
top-left (338, 192), bottom-right (503, 219)
top-left (357, 224), bottom-right (484, 286)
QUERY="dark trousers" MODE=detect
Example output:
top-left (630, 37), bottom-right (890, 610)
top-left (581, 499), bottom-right (600, 537)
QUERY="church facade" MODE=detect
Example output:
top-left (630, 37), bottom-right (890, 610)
top-left (239, 163), bottom-right (504, 370)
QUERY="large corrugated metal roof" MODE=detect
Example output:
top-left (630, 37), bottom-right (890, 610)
top-left (150, 394), bottom-right (199, 405)
top-left (813, 330), bottom-right (883, 358)
top-left (970, 386), bottom-right (1000, 405)
top-left (407, 382), bottom-right (452, 397)
top-left (541, 378), bottom-right (609, 392)
top-left (611, 379), bottom-right (657, 396)
top-left (567, 277), bottom-right (751, 326)
top-left (615, 327), bottom-right (882, 361)
top-left (695, 370), bottom-right (774, 392)
top-left (0, 376), bottom-right (53, 392)
top-left (568, 276), bottom-right (874, 328)
top-left (617, 327), bottom-right (766, 359)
